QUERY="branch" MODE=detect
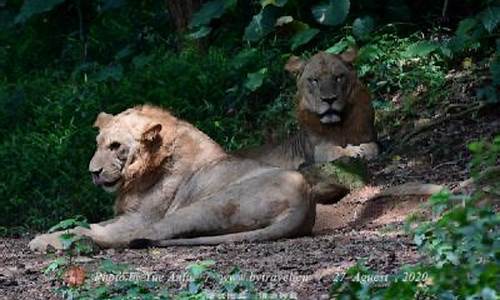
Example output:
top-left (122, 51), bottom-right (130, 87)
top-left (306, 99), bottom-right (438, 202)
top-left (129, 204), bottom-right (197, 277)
top-left (401, 102), bottom-right (487, 145)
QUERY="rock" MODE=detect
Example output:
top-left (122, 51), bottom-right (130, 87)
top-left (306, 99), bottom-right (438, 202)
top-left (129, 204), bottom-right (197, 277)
top-left (300, 157), bottom-right (370, 204)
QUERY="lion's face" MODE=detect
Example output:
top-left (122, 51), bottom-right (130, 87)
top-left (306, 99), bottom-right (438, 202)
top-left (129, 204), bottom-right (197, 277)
top-left (89, 124), bottom-right (136, 193)
top-left (88, 109), bottom-right (166, 193)
top-left (287, 50), bottom-right (358, 124)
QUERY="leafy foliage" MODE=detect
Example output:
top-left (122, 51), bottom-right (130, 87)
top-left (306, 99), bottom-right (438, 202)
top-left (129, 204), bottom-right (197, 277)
top-left (15, 0), bottom-right (67, 23)
top-left (312, 0), bottom-right (350, 26)
top-left (402, 41), bottom-right (440, 58)
top-left (243, 5), bottom-right (280, 42)
top-left (352, 16), bottom-right (375, 41)
top-left (290, 28), bottom-right (320, 51)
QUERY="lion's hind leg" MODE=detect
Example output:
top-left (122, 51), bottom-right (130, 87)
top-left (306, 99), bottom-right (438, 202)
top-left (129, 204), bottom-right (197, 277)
top-left (131, 169), bottom-right (314, 248)
top-left (130, 205), bottom-right (312, 248)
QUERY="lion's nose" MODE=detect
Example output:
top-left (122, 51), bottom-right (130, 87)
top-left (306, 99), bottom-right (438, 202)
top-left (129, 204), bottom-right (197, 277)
top-left (90, 168), bottom-right (103, 177)
top-left (321, 95), bottom-right (337, 104)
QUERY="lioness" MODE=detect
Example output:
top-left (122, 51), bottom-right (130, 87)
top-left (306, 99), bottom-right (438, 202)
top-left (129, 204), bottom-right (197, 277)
top-left (29, 105), bottom-right (315, 251)
top-left (239, 49), bottom-right (379, 170)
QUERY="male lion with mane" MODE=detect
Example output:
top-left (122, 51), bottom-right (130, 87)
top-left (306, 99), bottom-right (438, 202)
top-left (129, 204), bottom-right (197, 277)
top-left (29, 105), bottom-right (315, 251)
top-left (240, 49), bottom-right (378, 169)
top-left (238, 49), bottom-right (379, 203)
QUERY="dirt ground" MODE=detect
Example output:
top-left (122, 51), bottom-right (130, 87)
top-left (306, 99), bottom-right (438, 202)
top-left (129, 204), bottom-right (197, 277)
top-left (1, 103), bottom-right (499, 299)
top-left (0, 191), bottom-right (428, 300)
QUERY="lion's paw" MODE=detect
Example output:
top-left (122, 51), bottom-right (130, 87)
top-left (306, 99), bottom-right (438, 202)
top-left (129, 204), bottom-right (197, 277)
top-left (29, 233), bottom-right (63, 252)
top-left (344, 144), bottom-right (364, 158)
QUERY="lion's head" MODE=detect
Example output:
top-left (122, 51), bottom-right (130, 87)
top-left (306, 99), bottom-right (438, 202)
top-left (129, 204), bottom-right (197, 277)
top-left (88, 106), bottom-right (176, 194)
top-left (286, 49), bottom-right (376, 146)
top-left (286, 49), bottom-right (360, 125)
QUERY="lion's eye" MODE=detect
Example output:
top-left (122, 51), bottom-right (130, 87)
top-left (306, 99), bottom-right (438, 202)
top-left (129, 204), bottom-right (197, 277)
top-left (109, 142), bottom-right (121, 151)
top-left (308, 78), bottom-right (318, 85)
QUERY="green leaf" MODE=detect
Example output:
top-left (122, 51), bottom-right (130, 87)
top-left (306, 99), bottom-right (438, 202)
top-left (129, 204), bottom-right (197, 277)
top-left (186, 260), bottom-right (215, 279)
top-left (101, 0), bottom-right (126, 11)
top-left (385, 0), bottom-right (411, 22)
top-left (290, 28), bottom-right (320, 50)
top-left (0, 10), bottom-right (15, 29)
top-left (244, 68), bottom-right (268, 91)
top-left (224, 0), bottom-right (238, 10)
top-left (455, 18), bottom-right (478, 36)
top-left (15, 0), bottom-right (67, 23)
top-left (352, 16), bottom-right (374, 41)
top-left (99, 259), bottom-right (129, 275)
top-left (357, 44), bottom-right (382, 63)
top-left (414, 233), bottom-right (425, 246)
top-left (312, 0), bottom-right (350, 26)
top-left (132, 54), bottom-right (154, 69)
top-left (94, 64), bottom-right (124, 82)
top-left (275, 15), bottom-right (294, 26)
top-left (231, 48), bottom-right (258, 69)
top-left (445, 252), bottom-right (459, 265)
top-left (478, 6), bottom-right (500, 33)
top-left (44, 257), bottom-right (67, 274)
top-left (402, 41), bottom-right (439, 58)
top-left (261, 0), bottom-right (287, 8)
top-left (429, 190), bottom-right (451, 206)
top-left (481, 287), bottom-right (497, 300)
top-left (243, 6), bottom-right (279, 42)
top-left (189, 0), bottom-right (226, 28)
top-left (115, 46), bottom-right (134, 60)
top-left (188, 26), bottom-right (212, 39)
top-left (468, 141), bottom-right (484, 153)
top-left (49, 216), bottom-right (89, 232)
top-left (59, 232), bottom-right (76, 250)
top-left (325, 36), bottom-right (355, 54)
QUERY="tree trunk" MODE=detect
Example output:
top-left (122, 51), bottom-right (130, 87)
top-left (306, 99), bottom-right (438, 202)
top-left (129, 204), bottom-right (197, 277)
top-left (166, 0), bottom-right (203, 33)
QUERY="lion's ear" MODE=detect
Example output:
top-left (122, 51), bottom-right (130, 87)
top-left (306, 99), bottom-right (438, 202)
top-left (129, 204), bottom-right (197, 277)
top-left (94, 112), bottom-right (113, 129)
top-left (285, 55), bottom-right (305, 77)
top-left (339, 47), bottom-right (358, 63)
top-left (141, 123), bottom-right (162, 144)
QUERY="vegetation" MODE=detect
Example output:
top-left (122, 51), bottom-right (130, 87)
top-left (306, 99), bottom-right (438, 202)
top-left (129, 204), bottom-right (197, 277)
top-left (330, 137), bottom-right (500, 299)
top-left (0, 0), bottom-right (499, 298)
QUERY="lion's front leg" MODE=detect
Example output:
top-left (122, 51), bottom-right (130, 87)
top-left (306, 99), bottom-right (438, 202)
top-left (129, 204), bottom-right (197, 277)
top-left (29, 214), bottom-right (149, 252)
top-left (28, 226), bottom-right (93, 252)
top-left (29, 232), bottom-right (64, 252)
top-left (314, 142), bottom-right (379, 163)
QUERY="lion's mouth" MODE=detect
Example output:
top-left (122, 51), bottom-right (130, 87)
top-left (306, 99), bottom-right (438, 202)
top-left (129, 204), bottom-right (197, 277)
top-left (319, 109), bottom-right (342, 124)
top-left (103, 178), bottom-right (121, 187)
top-left (92, 175), bottom-right (121, 188)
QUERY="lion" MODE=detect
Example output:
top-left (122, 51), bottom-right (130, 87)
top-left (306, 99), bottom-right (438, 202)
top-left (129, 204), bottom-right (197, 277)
top-left (237, 49), bottom-right (379, 203)
top-left (239, 49), bottom-right (378, 169)
top-left (29, 105), bottom-right (315, 251)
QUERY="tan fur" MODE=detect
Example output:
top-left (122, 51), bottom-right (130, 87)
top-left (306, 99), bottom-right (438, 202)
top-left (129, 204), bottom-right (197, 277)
top-left (29, 105), bottom-right (315, 251)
